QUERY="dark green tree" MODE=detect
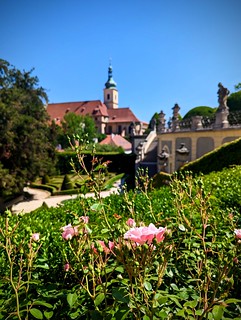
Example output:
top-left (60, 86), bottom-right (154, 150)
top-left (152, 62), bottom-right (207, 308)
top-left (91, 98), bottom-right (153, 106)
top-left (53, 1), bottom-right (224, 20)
top-left (227, 90), bottom-right (241, 112)
top-left (183, 106), bottom-right (216, 119)
top-left (57, 112), bottom-right (98, 148)
top-left (0, 59), bottom-right (55, 200)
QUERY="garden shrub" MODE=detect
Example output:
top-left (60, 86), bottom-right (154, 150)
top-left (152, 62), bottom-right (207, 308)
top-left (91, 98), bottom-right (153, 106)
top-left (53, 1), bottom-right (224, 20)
top-left (152, 171), bottom-right (172, 188)
top-left (1, 162), bottom-right (241, 318)
top-left (29, 183), bottom-right (56, 195)
top-left (179, 137), bottom-right (241, 175)
top-left (41, 174), bottom-right (50, 185)
top-left (61, 174), bottom-right (73, 190)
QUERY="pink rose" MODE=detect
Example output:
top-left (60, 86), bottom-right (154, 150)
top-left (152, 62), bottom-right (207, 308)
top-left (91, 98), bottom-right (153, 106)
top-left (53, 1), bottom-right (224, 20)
top-left (234, 229), bottom-right (241, 239)
top-left (64, 263), bottom-right (70, 272)
top-left (126, 218), bottom-right (136, 227)
top-left (31, 233), bottom-right (40, 242)
top-left (124, 223), bottom-right (166, 245)
top-left (109, 241), bottom-right (115, 251)
top-left (61, 224), bottom-right (79, 240)
top-left (80, 216), bottom-right (89, 224)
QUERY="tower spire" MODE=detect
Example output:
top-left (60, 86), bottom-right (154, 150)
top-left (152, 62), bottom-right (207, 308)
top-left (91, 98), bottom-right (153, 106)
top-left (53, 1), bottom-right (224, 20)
top-left (104, 61), bottom-right (118, 109)
top-left (105, 61), bottom-right (117, 89)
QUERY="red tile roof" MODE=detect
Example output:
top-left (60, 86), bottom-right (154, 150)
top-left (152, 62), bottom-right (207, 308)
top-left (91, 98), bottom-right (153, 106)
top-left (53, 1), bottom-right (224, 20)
top-left (107, 108), bottom-right (140, 123)
top-left (47, 100), bottom-right (109, 121)
top-left (100, 134), bottom-right (132, 151)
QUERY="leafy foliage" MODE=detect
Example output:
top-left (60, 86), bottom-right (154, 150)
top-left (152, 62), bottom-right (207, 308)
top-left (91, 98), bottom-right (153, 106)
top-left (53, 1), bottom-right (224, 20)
top-left (227, 90), bottom-right (241, 112)
top-left (1, 164), bottom-right (241, 318)
top-left (0, 59), bottom-right (56, 200)
top-left (179, 137), bottom-right (241, 175)
top-left (183, 106), bottom-right (216, 119)
top-left (57, 112), bottom-right (98, 149)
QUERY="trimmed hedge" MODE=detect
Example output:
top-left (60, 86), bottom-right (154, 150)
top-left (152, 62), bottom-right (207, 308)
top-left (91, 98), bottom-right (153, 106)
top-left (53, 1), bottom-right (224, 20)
top-left (56, 151), bottom-right (136, 186)
top-left (179, 137), bottom-right (241, 175)
top-left (30, 183), bottom-right (56, 195)
top-left (152, 171), bottom-right (172, 188)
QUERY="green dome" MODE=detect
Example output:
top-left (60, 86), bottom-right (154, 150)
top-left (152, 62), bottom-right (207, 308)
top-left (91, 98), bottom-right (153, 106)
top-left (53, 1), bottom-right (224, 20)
top-left (105, 65), bottom-right (117, 89)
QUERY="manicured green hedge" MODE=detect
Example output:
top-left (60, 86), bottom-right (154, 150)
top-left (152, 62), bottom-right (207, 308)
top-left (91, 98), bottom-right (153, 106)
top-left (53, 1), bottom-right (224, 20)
top-left (179, 137), bottom-right (241, 175)
top-left (29, 183), bottom-right (56, 195)
top-left (56, 151), bottom-right (136, 187)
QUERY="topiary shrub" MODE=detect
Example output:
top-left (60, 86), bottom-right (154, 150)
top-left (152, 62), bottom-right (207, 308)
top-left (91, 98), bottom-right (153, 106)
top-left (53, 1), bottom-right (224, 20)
top-left (61, 174), bottom-right (73, 191)
top-left (152, 171), bottom-right (172, 188)
top-left (183, 106), bottom-right (216, 119)
top-left (41, 174), bottom-right (50, 185)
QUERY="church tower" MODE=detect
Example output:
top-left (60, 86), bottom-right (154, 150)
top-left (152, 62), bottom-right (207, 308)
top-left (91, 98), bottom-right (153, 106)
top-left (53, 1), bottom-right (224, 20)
top-left (104, 63), bottom-right (118, 109)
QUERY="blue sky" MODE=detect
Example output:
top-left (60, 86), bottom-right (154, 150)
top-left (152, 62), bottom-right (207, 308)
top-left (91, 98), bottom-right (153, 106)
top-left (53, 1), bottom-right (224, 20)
top-left (1, 0), bottom-right (241, 123)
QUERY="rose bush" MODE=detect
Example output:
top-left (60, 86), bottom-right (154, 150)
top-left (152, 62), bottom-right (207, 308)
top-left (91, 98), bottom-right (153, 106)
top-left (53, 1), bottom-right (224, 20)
top-left (0, 166), bottom-right (241, 319)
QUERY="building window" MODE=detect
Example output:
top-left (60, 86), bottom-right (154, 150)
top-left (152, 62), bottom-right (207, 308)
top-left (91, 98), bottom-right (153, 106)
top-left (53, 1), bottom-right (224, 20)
top-left (107, 126), bottom-right (112, 134)
top-left (107, 93), bottom-right (110, 100)
top-left (118, 125), bottom-right (122, 134)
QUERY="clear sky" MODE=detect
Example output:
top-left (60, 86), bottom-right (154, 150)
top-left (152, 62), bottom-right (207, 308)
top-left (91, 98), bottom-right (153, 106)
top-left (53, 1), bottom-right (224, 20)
top-left (1, 0), bottom-right (241, 123)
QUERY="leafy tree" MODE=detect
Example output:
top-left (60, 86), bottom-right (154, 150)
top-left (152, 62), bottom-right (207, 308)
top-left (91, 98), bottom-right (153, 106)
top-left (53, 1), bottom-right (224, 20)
top-left (57, 112), bottom-right (98, 149)
top-left (227, 90), bottom-right (241, 112)
top-left (183, 106), bottom-right (216, 119)
top-left (0, 59), bottom-right (55, 200)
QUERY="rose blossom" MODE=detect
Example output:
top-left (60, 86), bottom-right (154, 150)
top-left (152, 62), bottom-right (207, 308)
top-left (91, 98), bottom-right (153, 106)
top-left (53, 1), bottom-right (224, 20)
top-left (61, 224), bottom-right (79, 240)
top-left (234, 229), bottom-right (241, 239)
top-left (80, 216), bottom-right (89, 224)
top-left (64, 263), bottom-right (70, 272)
top-left (124, 223), bottom-right (166, 245)
top-left (31, 233), bottom-right (40, 242)
top-left (126, 218), bottom-right (136, 227)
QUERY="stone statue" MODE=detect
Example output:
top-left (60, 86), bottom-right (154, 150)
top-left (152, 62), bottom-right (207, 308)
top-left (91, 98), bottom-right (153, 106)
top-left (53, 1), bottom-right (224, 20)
top-left (217, 82), bottom-right (229, 108)
top-left (215, 83), bottom-right (230, 128)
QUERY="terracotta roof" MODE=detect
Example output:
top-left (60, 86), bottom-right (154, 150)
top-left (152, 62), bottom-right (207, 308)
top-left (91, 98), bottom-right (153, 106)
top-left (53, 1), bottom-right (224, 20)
top-left (107, 108), bottom-right (140, 123)
top-left (100, 134), bottom-right (132, 151)
top-left (47, 100), bottom-right (109, 122)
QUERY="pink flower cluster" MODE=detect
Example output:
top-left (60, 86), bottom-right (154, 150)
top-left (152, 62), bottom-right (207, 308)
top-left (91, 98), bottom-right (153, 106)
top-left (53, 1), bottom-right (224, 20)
top-left (61, 224), bottom-right (79, 240)
top-left (31, 233), bottom-right (40, 242)
top-left (234, 229), bottom-right (241, 239)
top-left (80, 216), bottom-right (89, 224)
top-left (124, 223), bottom-right (166, 245)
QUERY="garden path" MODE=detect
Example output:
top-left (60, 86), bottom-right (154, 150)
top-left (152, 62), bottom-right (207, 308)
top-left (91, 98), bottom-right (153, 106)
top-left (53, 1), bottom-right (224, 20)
top-left (11, 182), bottom-right (120, 214)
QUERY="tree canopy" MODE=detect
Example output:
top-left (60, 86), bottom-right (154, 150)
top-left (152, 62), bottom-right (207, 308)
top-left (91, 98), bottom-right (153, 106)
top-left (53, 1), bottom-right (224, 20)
top-left (57, 112), bottom-right (98, 149)
top-left (183, 106), bottom-right (216, 119)
top-left (0, 59), bottom-right (55, 200)
top-left (227, 90), bottom-right (241, 112)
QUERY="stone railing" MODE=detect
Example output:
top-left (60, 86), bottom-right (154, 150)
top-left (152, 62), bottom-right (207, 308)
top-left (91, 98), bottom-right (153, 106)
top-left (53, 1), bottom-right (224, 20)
top-left (159, 111), bottom-right (241, 133)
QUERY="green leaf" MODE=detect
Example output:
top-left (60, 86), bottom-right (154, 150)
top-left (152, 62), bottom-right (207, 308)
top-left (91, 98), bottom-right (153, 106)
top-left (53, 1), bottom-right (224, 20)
top-left (30, 308), bottom-right (43, 319)
top-left (44, 310), bottom-right (54, 319)
top-left (101, 228), bottom-right (110, 234)
top-left (170, 283), bottom-right (178, 291)
top-left (184, 300), bottom-right (198, 308)
top-left (32, 300), bottom-right (53, 309)
top-left (90, 203), bottom-right (103, 211)
top-left (212, 305), bottom-right (224, 320)
top-left (144, 281), bottom-right (152, 291)
top-left (179, 224), bottom-right (186, 231)
top-left (224, 298), bottom-right (241, 304)
top-left (176, 309), bottom-right (186, 317)
top-left (143, 316), bottom-right (150, 320)
top-left (94, 293), bottom-right (105, 306)
top-left (112, 288), bottom-right (129, 303)
top-left (67, 292), bottom-right (78, 308)
top-left (35, 263), bottom-right (49, 269)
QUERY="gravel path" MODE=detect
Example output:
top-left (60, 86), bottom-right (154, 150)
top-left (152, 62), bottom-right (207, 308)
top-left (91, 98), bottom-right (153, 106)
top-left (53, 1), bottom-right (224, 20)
top-left (11, 184), bottom-right (120, 214)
